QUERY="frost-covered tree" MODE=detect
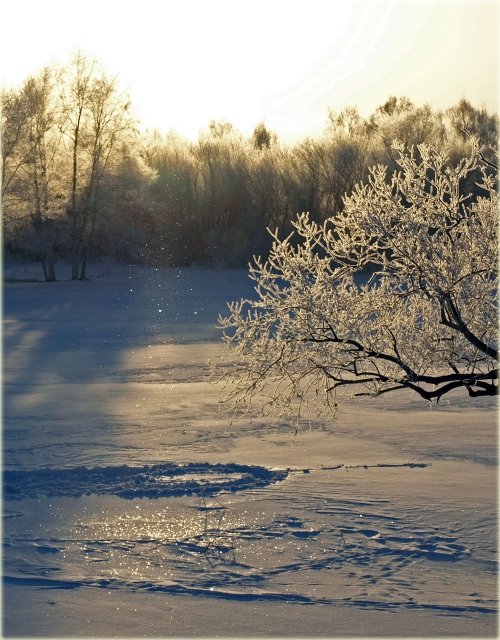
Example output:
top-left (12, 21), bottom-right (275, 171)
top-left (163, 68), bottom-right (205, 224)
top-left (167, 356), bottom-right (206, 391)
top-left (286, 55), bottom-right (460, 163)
top-left (2, 53), bottom-right (142, 278)
top-left (216, 143), bottom-right (498, 420)
top-left (57, 52), bottom-right (135, 279)
top-left (1, 69), bottom-right (66, 280)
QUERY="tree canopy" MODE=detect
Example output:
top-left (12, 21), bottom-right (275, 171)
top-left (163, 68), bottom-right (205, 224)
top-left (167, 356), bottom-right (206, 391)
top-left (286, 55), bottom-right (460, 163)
top-left (3, 54), bottom-right (498, 276)
top-left (216, 143), bottom-right (498, 420)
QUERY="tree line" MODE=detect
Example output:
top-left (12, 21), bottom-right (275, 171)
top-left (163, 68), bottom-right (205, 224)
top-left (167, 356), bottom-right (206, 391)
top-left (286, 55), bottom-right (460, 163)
top-left (2, 53), bottom-right (498, 280)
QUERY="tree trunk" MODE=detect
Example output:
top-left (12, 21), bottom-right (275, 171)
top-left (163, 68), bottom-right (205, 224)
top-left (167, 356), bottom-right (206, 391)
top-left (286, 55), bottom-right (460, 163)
top-left (47, 248), bottom-right (57, 281)
top-left (71, 254), bottom-right (79, 280)
top-left (41, 250), bottom-right (57, 282)
top-left (40, 258), bottom-right (49, 282)
top-left (79, 246), bottom-right (89, 280)
top-left (80, 184), bottom-right (100, 281)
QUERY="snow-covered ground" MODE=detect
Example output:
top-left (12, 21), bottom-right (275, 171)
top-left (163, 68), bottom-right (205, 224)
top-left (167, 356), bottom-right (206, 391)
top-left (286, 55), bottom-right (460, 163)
top-left (3, 263), bottom-right (498, 637)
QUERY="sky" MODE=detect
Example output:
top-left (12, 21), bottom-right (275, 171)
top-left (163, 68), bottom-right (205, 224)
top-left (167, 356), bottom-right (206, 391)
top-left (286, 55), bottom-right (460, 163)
top-left (1, 0), bottom-right (498, 141)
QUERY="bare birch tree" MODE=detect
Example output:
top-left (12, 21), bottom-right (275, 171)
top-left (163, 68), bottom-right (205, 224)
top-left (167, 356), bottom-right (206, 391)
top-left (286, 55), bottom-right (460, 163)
top-left (2, 70), bottom-right (65, 280)
top-left (216, 143), bottom-right (498, 420)
top-left (58, 52), bottom-right (134, 279)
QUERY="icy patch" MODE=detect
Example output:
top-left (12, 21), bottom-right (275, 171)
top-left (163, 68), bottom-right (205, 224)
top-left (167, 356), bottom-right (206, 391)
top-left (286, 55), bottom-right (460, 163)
top-left (4, 463), bottom-right (288, 500)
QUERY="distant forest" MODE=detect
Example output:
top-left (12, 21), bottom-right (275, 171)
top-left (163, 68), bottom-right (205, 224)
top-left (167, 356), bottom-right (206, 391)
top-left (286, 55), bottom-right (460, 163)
top-left (2, 53), bottom-right (498, 279)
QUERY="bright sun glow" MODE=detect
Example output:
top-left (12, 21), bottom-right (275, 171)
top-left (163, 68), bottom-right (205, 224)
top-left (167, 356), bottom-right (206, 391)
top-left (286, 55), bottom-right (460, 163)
top-left (1, 0), bottom-right (498, 140)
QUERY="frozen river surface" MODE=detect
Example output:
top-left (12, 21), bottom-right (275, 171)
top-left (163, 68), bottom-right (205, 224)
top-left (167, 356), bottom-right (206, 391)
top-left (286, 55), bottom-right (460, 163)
top-left (3, 264), bottom-right (497, 637)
